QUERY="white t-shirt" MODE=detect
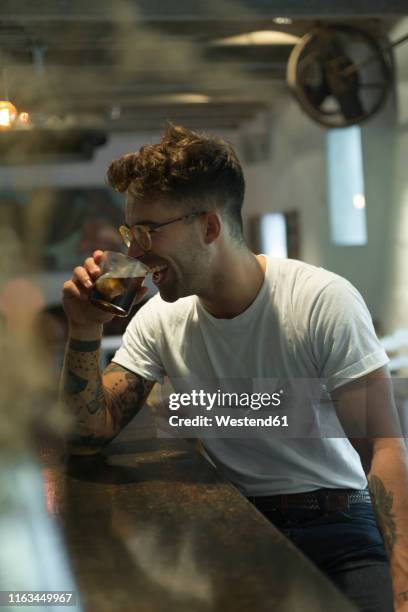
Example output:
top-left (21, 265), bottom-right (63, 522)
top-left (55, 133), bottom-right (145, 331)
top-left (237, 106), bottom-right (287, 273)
top-left (113, 256), bottom-right (389, 496)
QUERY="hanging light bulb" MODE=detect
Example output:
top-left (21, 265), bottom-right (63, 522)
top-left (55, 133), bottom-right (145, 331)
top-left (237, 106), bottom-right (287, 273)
top-left (0, 100), bottom-right (17, 128)
top-left (0, 67), bottom-right (18, 129)
top-left (18, 111), bottom-right (30, 125)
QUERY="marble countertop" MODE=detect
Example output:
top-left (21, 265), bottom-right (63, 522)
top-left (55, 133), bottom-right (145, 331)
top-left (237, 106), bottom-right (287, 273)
top-left (39, 424), bottom-right (357, 612)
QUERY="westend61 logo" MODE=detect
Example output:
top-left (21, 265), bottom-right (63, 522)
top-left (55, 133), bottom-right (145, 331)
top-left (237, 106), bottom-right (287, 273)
top-left (168, 389), bottom-right (283, 411)
top-left (166, 389), bottom-right (288, 431)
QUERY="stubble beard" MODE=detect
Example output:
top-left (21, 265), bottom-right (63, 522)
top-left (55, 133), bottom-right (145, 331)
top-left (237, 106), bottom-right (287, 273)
top-left (159, 244), bottom-right (211, 302)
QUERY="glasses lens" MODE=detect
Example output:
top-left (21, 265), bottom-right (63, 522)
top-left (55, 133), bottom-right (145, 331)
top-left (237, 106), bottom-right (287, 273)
top-left (119, 226), bottom-right (131, 247)
top-left (119, 225), bottom-right (151, 250)
top-left (134, 226), bottom-right (151, 251)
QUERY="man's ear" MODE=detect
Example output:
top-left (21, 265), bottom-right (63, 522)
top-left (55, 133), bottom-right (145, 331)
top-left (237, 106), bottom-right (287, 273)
top-left (202, 211), bottom-right (221, 244)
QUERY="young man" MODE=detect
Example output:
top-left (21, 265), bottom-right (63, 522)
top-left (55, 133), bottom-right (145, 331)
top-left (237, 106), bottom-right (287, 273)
top-left (62, 124), bottom-right (408, 611)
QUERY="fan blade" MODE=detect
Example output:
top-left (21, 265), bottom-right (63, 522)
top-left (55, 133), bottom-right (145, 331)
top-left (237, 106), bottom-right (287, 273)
top-left (305, 83), bottom-right (330, 107)
top-left (303, 62), bottom-right (331, 107)
top-left (325, 55), bottom-right (364, 120)
top-left (287, 25), bottom-right (393, 127)
top-left (335, 90), bottom-right (365, 121)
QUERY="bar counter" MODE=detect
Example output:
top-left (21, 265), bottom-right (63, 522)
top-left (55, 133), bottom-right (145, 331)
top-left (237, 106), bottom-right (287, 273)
top-left (39, 420), bottom-right (357, 612)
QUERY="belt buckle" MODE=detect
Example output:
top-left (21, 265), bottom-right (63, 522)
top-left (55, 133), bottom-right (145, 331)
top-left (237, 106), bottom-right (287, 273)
top-left (317, 490), bottom-right (349, 512)
top-left (316, 490), bottom-right (328, 513)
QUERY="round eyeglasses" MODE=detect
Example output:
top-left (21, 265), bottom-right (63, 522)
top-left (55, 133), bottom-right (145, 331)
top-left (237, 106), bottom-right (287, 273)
top-left (118, 211), bottom-right (205, 251)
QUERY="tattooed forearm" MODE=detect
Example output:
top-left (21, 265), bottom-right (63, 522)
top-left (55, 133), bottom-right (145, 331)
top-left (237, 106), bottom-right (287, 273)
top-left (60, 338), bottom-right (109, 445)
top-left (60, 340), bottom-right (155, 453)
top-left (368, 474), bottom-right (397, 556)
top-left (86, 379), bottom-right (106, 415)
top-left (64, 370), bottom-right (88, 395)
top-left (68, 339), bottom-right (101, 352)
top-left (366, 442), bottom-right (408, 608)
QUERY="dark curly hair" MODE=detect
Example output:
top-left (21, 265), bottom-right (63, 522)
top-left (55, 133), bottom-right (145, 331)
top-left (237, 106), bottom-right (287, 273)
top-left (107, 124), bottom-right (245, 243)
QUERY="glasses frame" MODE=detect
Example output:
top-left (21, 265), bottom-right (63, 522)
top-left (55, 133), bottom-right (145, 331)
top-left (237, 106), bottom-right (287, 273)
top-left (119, 211), bottom-right (206, 251)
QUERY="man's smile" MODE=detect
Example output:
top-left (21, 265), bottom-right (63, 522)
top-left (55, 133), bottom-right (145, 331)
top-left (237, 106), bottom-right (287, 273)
top-left (152, 265), bottom-right (169, 286)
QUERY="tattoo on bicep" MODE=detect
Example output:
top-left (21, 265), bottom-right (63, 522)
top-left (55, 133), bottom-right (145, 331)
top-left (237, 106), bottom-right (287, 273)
top-left (399, 590), bottom-right (408, 602)
top-left (108, 372), bottom-right (154, 432)
top-left (368, 474), bottom-right (397, 555)
top-left (104, 363), bottom-right (128, 374)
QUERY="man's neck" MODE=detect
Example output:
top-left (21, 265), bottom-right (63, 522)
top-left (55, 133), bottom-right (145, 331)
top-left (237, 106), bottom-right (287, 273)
top-left (198, 250), bottom-right (266, 319)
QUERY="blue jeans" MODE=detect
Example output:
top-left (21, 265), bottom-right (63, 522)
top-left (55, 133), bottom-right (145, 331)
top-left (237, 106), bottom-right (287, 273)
top-left (256, 502), bottom-right (394, 612)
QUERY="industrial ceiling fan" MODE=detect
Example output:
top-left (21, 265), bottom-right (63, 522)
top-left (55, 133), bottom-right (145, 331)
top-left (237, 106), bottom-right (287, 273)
top-left (287, 24), bottom-right (408, 128)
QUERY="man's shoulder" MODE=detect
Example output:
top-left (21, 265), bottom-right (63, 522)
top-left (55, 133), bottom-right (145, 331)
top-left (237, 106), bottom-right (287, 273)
top-left (269, 258), bottom-right (361, 328)
top-left (272, 257), bottom-right (350, 297)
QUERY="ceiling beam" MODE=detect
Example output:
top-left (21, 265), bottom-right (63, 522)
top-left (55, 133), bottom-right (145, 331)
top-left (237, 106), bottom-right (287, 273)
top-left (1, 0), bottom-right (407, 21)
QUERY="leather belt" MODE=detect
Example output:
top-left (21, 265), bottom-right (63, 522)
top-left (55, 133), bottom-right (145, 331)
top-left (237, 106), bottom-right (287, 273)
top-left (247, 488), bottom-right (371, 513)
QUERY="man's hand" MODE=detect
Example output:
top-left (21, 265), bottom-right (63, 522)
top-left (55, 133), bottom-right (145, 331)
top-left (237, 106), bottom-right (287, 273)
top-left (62, 251), bottom-right (147, 339)
top-left (62, 250), bottom-right (116, 330)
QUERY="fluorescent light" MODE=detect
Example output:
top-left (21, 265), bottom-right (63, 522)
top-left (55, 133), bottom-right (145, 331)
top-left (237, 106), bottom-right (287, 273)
top-left (272, 17), bottom-right (293, 25)
top-left (157, 93), bottom-right (211, 104)
top-left (214, 30), bottom-right (300, 46)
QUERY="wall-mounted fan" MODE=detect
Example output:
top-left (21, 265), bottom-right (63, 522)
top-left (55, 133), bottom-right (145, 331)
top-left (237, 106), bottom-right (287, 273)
top-left (287, 25), bottom-right (408, 128)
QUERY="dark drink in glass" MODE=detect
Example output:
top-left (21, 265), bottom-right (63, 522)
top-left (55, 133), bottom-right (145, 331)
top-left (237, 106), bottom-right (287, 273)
top-left (88, 251), bottom-right (149, 317)
top-left (90, 275), bottom-right (145, 317)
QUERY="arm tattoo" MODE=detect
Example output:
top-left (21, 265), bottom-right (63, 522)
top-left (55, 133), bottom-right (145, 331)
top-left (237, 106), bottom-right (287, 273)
top-left (68, 339), bottom-right (101, 352)
top-left (61, 339), bottom-right (105, 422)
top-left (86, 379), bottom-right (105, 415)
top-left (64, 370), bottom-right (88, 395)
top-left (368, 474), bottom-right (397, 556)
top-left (61, 340), bottom-right (154, 450)
top-left (104, 363), bottom-right (154, 433)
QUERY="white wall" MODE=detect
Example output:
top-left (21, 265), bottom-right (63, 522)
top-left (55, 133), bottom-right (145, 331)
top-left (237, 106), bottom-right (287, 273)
top-left (241, 102), bottom-right (326, 267)
top-left (240, 96), bottom-right (396, 326)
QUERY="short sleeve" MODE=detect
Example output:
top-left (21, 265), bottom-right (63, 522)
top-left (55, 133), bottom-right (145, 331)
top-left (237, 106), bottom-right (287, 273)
top-left (112, 299), bottom-right (165, 384)
top-left (309, 279), bottom-right (389, 392)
